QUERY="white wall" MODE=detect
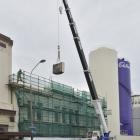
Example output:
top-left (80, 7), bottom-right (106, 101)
top-left (116, 135), bottom-right (140, 140)
top-left (0, 34), bottom-right (18, 131)
top-left (132, 95), bottom-right (140, 135)
top-left (0, 40), bottom-right (12, 108)
top-left (89, 47), bottom-right (120, 136)
top-left (132, 106), bottom-right (140, 135)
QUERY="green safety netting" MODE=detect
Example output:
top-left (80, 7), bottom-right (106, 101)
top-left (9, 72), bottom-right (106, 137)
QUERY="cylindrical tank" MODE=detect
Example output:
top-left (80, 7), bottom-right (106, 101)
top-left (118, 58), bottom-right (133, 135)
top-left (89, 47), bottom-right (120, 136)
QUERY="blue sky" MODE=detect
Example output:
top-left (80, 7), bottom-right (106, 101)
top-left (0, 0), bottom-right (140, 94)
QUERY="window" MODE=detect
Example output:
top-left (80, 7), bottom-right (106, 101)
top-left (69, 109), bottom-right (73, 124)
top-left (27, 101), bottom-right (31, 120)
top-left (10, 116), bottom-right (15, 122)
top-left (0, 125), bottom-right (8, 132)
top-left (0, 42), bottom-right (6, 48)
top-left (54, 106), bottom-right (61, 122)
top-left (62, 107), bottom-right (66, 123)
top-left (36, 103), bottom-right (42, 121)
top-left (37, 109), bottom-right (42, 121)
top-left (75, 110), bottom-right (79, 125)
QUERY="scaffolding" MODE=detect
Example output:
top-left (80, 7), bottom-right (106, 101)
top-left (9, 71), bottom-right (106, 137)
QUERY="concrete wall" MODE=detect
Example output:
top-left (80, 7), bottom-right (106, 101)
top-left (132, 106), bottom-right (140, 135)
top-left (116, 135), bottom-right (140, 140)
top-left (0, 39), bottom-right (12, 108)
top-left (0, 34), bottom-right (18, 132)
top-left (89, 47), bottom-right (120, 136)
top-left (132, 95), bottom-right (140, 135)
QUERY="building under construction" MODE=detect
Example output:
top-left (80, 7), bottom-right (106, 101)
top-left (1, 33), bottom-right (140, 140)
top-left (0, 33), bottom-right (107, 139)
top-left (9, 71), bottom-right (106, 137)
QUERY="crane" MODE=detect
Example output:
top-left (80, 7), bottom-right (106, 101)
top-left (62, 0), bottom-right (112, 139)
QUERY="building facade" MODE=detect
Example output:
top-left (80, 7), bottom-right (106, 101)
top-left (0, 33), bottom-right (17, 132)
top-left (132, 95), bottom-right (140, 136)
top-left (9, 72), bottom-right (106, 137)
top-left (0, 33), bottom-right (106, 137)
top-left (0, 33), bottom-right (32, 139)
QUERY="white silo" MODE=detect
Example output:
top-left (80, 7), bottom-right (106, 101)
top-left (89, 47), bottom-right (120, 136)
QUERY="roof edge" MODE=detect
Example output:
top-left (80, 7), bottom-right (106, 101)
top-left (0, 33), bottom-right (13, 46)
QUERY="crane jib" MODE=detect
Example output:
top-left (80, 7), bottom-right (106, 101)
top-left (62, 0), bottom-right (98, 100)
top-left (62, 0), bottom-right (110, 135)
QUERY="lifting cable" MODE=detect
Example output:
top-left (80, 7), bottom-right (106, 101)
top-left (52, 1), bottom-right (65, 75)
top-left (57, 0), bottom-right (63, 63)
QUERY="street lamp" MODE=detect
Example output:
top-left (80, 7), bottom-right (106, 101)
top-left (30, 59), bottom-right (46, 76)
top-left (29, 59), bottom-right (46, 140)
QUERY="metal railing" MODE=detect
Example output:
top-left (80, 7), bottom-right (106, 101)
top-left (9, 71), bottom-right (94, 102)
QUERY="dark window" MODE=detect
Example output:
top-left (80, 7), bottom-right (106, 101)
top-left (10, 116), bottom-right (15, 122)
top-left (37, 103), bottom-right (42, 121)
top-left (27, 101), bottom-right (31, 120)
top-left (37, 109), bottom-right (42, 121)
top-left (0, 42), bottom-right (6, 48)
top-left (62, 107), bottom-right (66, 123)
top-left (54, 106), bottom-right (60, 122)
top-left (0, 125), bottom-right (8, 132)
top-left (69, 109), bottom-right (73, 124)
top-left (75, 110), bottom-right (79, 125)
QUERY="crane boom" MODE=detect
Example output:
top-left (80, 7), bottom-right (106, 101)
top-left (62, 0), bottom-right (109, 134)
top-left (62, 0), bottom-right (98, 100)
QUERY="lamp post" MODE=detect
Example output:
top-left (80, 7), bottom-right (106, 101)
top-left (29, 59), bottom-right (46, 140)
